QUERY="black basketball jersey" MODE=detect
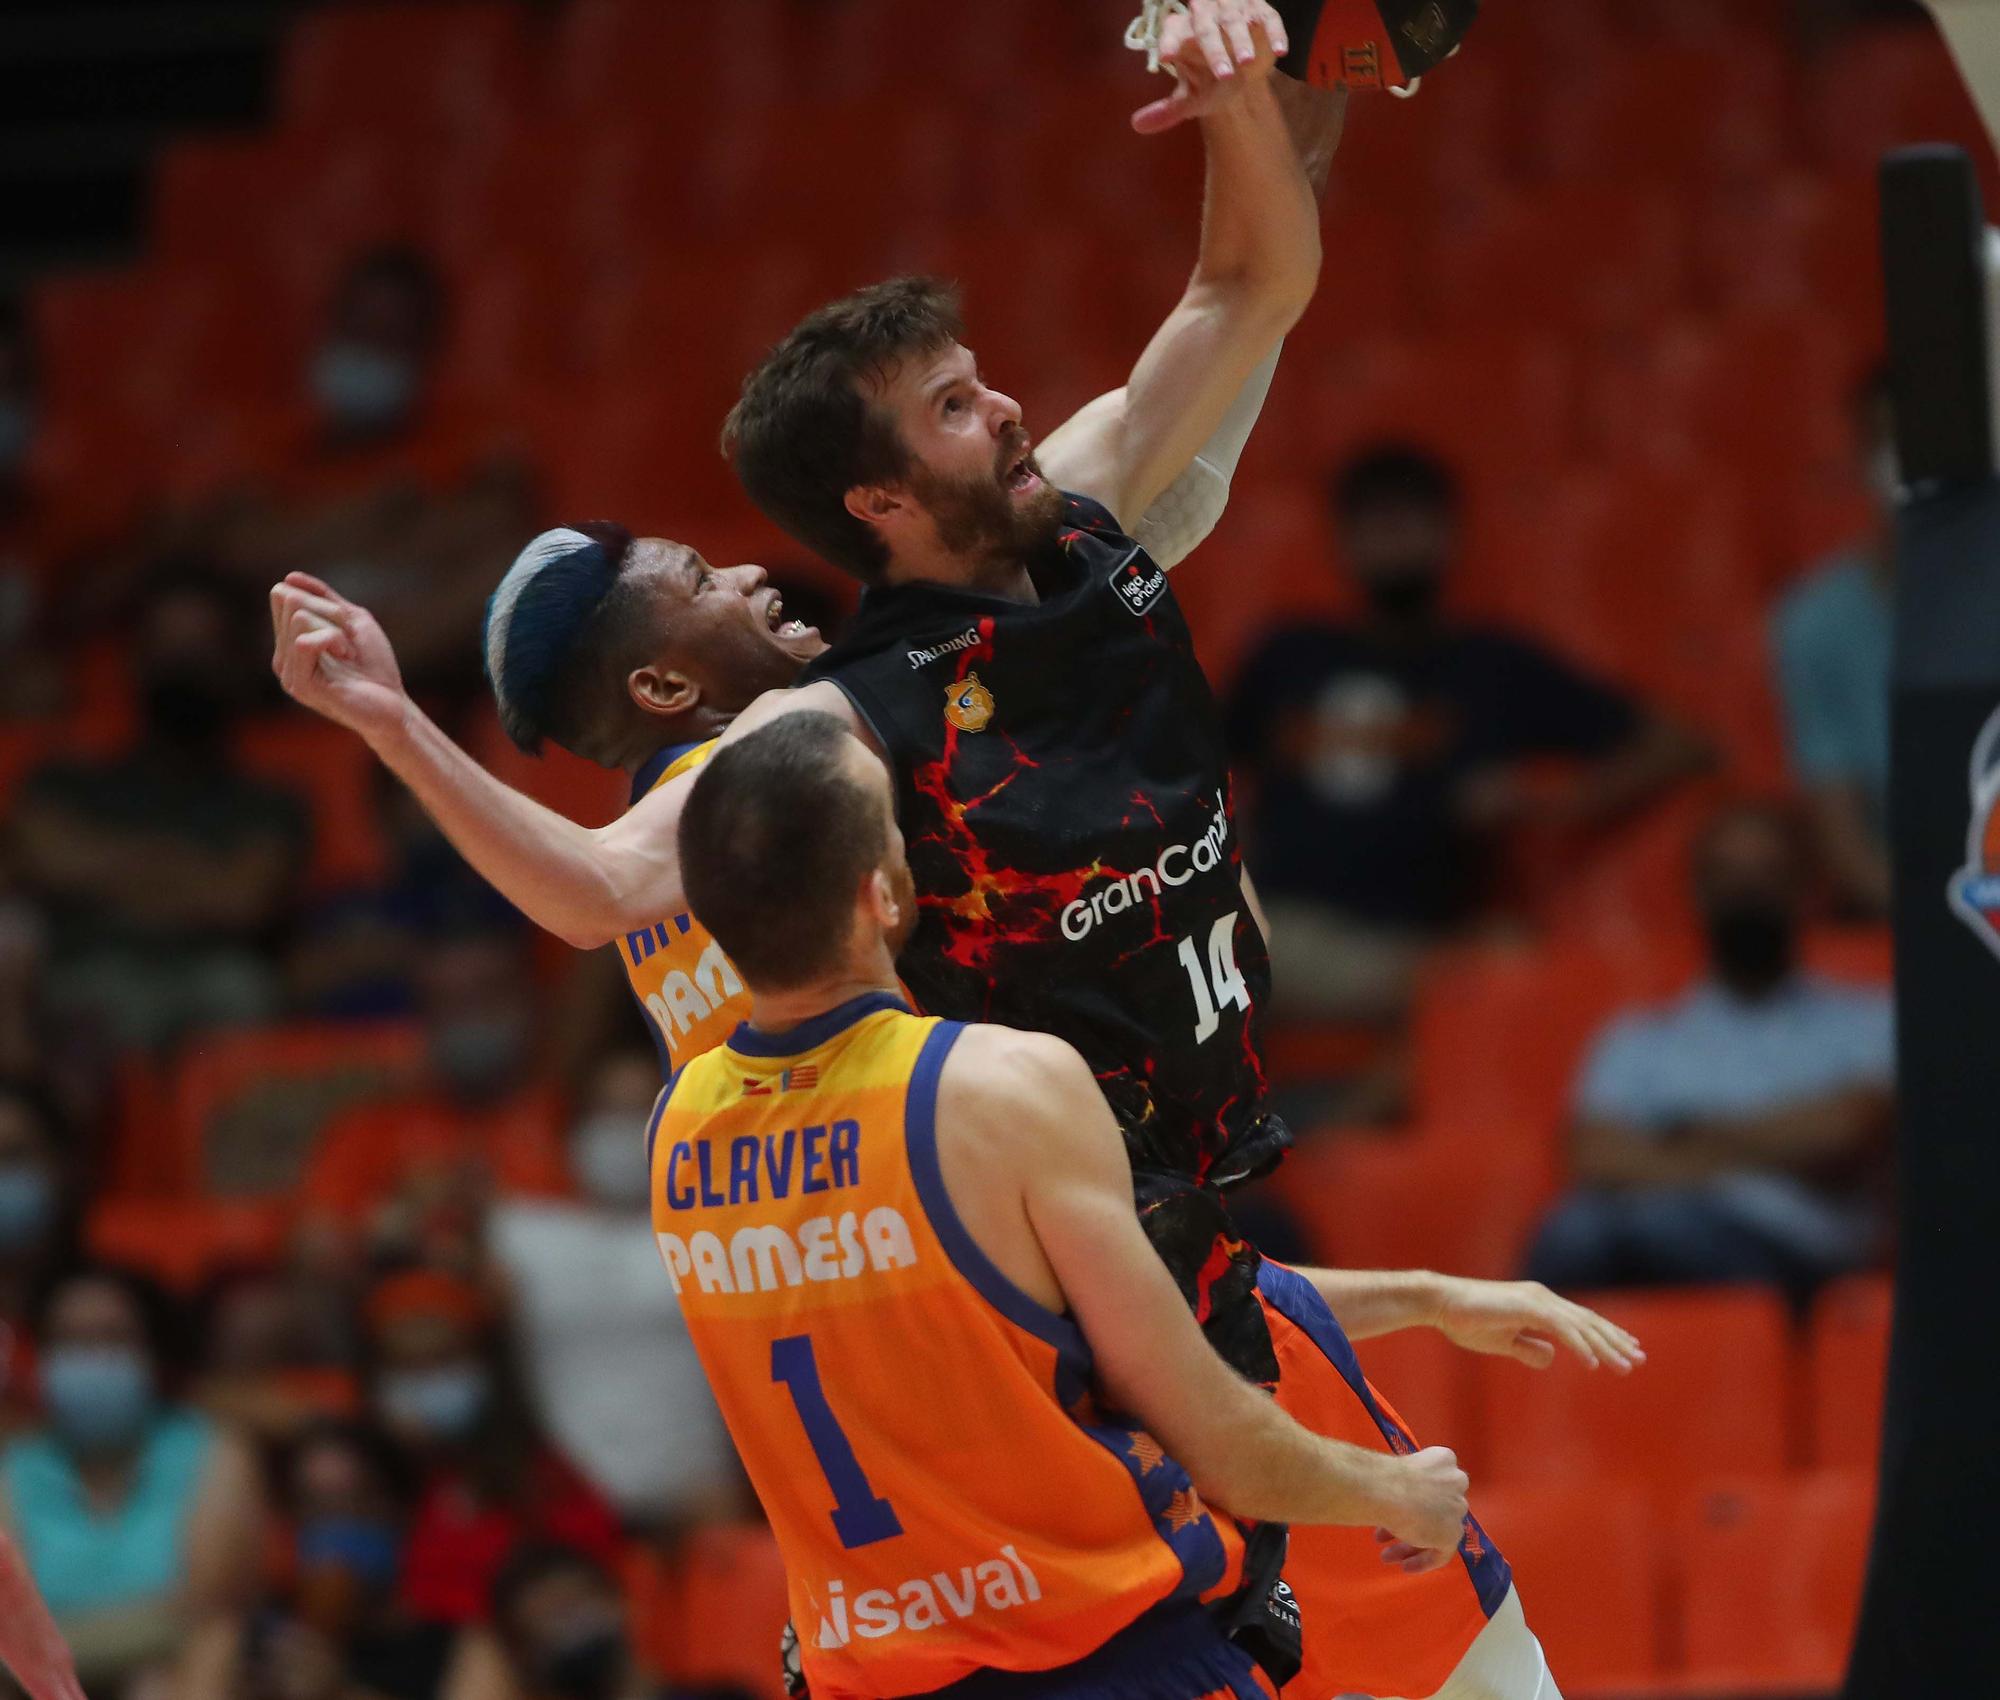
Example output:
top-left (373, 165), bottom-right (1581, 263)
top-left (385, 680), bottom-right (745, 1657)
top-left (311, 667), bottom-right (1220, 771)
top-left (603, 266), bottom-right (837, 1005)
top-left (802, 493), bottom-right (1286, 1188)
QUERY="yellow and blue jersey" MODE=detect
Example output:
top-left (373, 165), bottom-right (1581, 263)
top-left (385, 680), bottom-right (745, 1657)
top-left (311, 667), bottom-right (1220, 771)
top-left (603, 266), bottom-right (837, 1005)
top-left (620, 740), bottom-right (750, 1076)
top-left (649, 992), bottom-right (1247, 1699)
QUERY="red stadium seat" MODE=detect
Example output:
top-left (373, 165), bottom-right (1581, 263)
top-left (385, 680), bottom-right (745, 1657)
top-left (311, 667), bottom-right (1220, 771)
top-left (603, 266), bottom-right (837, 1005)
top-left (1417, 186), bottom-right (1692, 342)
top-left (1802, 24), bottom-right (1997, 185)
top-left (278, 1), bottom-right (532, 138)
top-left (1807, 1276), bottom-right (1893, 1471)
top-left (1354, 1324), bottom-right (1473, 1453)
top-left (163, 1022), bottom-right (426, 1198)
top-left (1472, 1286), bottom-right (1794, 1494)
top-left (671, 1524), bottom-right (791, 1700)
top-left (1471, 1479), bottom-right (1666, 1690)
top-left (1675, 1471), bottom-right (1876, 1690)
top-left (1526, 44), bottom-right (1793, 186)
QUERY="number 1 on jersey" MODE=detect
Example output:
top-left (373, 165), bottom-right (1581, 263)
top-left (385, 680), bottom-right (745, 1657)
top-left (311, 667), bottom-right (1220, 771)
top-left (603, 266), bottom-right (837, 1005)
top-left (1177, 911), bottom-right (1251, 1043)
top-left (771, 1334), bottom-right (904, 1549)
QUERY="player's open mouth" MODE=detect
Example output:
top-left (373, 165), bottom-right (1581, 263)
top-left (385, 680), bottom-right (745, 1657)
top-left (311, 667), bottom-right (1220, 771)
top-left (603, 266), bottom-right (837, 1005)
top-left (762, 591), bottom-right (818, 645)
top-left (1003, 454), bottom-right (1041, 497)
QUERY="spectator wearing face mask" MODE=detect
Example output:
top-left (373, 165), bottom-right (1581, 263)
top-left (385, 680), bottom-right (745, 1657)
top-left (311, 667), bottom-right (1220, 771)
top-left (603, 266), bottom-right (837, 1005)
top-left (1525, 802), bottom-right (1896, 1299)
top-left (488, 1049), bottom-right (741, 1529)
top-left (299, 922), bottom-right (570, 1273)
top-left (237, 1418), bottom-right (485, 1700)
top-left (8, 568), bottom-right (311, 1050)
top-left (468, 1543), bottom-right (755, 1700)
top-left (1225, 445), bottom-right (1709, 1024)
top-left (361, 1270), bottom-right (621, 1627)
top-left (0, 1082), bottom-right (78, 1428)
top-left (0, 1264), bottom-right (264, 1696)
top-left (307, 247), bottom-right (444, 453)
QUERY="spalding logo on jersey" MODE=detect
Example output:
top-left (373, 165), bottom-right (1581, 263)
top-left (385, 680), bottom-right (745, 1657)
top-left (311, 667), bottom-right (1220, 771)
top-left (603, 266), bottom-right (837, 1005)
top-left (1947, 700), bottom-right (2000, 962)
top-left (945, 673), bottom-right (995, 733)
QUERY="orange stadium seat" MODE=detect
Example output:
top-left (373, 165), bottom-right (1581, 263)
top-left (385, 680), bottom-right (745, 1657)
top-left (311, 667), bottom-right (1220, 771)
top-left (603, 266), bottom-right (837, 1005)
top-left (1674, 1472), bottom-right (1875, 1690)
top-left (1472, 1479), bottom-right (1665, 1690)
top-left (1582, 311), bottom-right (1856, 495)
top-left (1807, 1276), bottom-right (1893, 1472)
top-left (1410, 940), bottom-right (1679, 1130)
top-left (671, 1524), bottom-right (791, 1700)
top-left (161, 1022), bottom-right (425, 1199)
top-left (85, 1197), bottom-right (290, 1291)
top-left (549, 0), bottom-right (789, 123)
top-left (1473, 1286), bottom-right (1794, 1494)
top-left (623, 1541), bottom-right (690, 1679)
top-left (1417, 187), bottom-right (1691, 342)
top-left (1280, 334), bottom-right (1580, 496)
top-left (1353, 1323), bottom-right (1473, 1454)
top-left (150, 135), bottom-right (294, 265)
top-left (233, 718), bottom-right (391, 892)
top-left (1273, 1125), bottom-right (1555, 1285)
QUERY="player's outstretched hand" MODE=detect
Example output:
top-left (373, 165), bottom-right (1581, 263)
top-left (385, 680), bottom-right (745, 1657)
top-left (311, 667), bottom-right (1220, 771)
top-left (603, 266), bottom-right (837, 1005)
top-left (1132, 0), bottom-right (1290, 135)
top-left (1435, 1277), bottom-right (1647, 1374)
top-left (1373, 1444), bottom-right (1469, 1570)
top-left (269, 571), bottom-right (411, 745)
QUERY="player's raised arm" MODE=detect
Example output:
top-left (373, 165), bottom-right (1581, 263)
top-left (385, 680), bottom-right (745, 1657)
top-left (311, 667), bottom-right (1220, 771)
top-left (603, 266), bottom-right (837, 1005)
top-left (269, 572), bottom-right (865, 947)
top-left (944, 1025), bottom-right (1469, 1559)
top-left (1035, 0), bottom-right (1332, 533)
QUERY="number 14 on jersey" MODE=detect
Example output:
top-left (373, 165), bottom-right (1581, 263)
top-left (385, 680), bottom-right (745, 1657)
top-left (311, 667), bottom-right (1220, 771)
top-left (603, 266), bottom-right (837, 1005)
top-left (1177, 911), bottom-right (1251, 1043)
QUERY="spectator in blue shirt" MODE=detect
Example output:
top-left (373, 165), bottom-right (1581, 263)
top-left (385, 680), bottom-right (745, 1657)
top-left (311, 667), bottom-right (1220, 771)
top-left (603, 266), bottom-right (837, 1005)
top-left (1771, 376), bottom-right (1900, 918)
top-left (1526, 801), bottom-right (1895, 1299)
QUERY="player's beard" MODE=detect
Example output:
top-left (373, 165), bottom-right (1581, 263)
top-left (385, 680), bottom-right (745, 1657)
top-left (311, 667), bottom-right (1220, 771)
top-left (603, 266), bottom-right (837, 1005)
top-left (908, 452), bottom-right (1064, 570)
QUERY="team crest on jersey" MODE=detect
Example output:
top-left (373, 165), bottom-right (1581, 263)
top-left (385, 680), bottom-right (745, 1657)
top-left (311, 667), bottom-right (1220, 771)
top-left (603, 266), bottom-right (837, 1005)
top-left (1948, 700), bottom-right (2000, 962)
top-left (945, 673), bottom-right (995, 733)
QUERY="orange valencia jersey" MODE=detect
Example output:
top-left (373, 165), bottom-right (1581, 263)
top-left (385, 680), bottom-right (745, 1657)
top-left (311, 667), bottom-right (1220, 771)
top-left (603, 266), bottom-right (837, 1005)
top-left (619, 741), bottom-right (750, 1075)
top-left (649, 991), bottom-right (1247, 1698)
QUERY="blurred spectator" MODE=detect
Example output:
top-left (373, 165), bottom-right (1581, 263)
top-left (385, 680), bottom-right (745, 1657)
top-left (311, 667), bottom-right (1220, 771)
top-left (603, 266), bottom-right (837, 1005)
top-left (476, 1543), bottom-right (756, 1700)
top-left (490, 1049), bottom-right (741, 1530)
top-left (0, 1263), bottom-right (263, 1696)
top-left (0, 897), bottom-right (116, 1143)
top-left (8, 569), bottom-right (309, 1050)
top-left (307, 247), bottom-right (445, 454)
top-left (289, 767), bottom-right (521, 1022)
top-left (1226, 446), bottom-right (1709, 1023)
top-left (299, 922), bottom-right (567, 1272)
top-left (194, 1267), bottom-right (359, 1447)
top-left (362, 1270), bottom-right (621, 1627)
top-left (0, 1083), bottom-right (78, 1426)
top-left (1526, 803), bottom-right (1895, 1299)
top-left (236, 1418), bottom-right (480, 1700)
top-left (1773, 376), bottom-right (1901, 918)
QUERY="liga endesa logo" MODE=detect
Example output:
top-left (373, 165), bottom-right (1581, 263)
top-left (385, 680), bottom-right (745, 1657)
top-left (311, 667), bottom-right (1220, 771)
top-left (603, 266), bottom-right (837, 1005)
top-left (1947, 700), bottom-right (2000, 962)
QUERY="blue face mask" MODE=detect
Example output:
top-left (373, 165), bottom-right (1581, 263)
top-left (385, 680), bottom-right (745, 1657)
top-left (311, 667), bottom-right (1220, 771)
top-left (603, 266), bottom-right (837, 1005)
top-left (0, 1167), bottom-right (55, 1250)
top-left (377, 1363), bottom-right (489, 1441)
top-left (297, 1516), bottom-right (402, 1591)
top-left (40, 1345), bottom-right (156, 1451)
top-left (310, 342), bottom-right (417, 432)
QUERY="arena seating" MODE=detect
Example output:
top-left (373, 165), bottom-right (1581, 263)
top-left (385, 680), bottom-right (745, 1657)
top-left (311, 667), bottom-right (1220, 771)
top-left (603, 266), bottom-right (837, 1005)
top-left (3, 1), bottom-right (1946, 1691)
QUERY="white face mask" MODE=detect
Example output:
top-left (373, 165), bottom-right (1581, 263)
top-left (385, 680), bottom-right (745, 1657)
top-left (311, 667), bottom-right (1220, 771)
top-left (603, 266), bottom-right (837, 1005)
top-left (571, 1114), bottom-right (653, 1209)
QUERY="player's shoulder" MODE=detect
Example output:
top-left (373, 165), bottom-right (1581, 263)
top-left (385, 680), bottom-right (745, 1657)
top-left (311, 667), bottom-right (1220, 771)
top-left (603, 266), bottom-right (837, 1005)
top-left (940, 1024), bottom-right (1095, 1126)
top-left (1059, 489), bottom-right (1134, 544)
